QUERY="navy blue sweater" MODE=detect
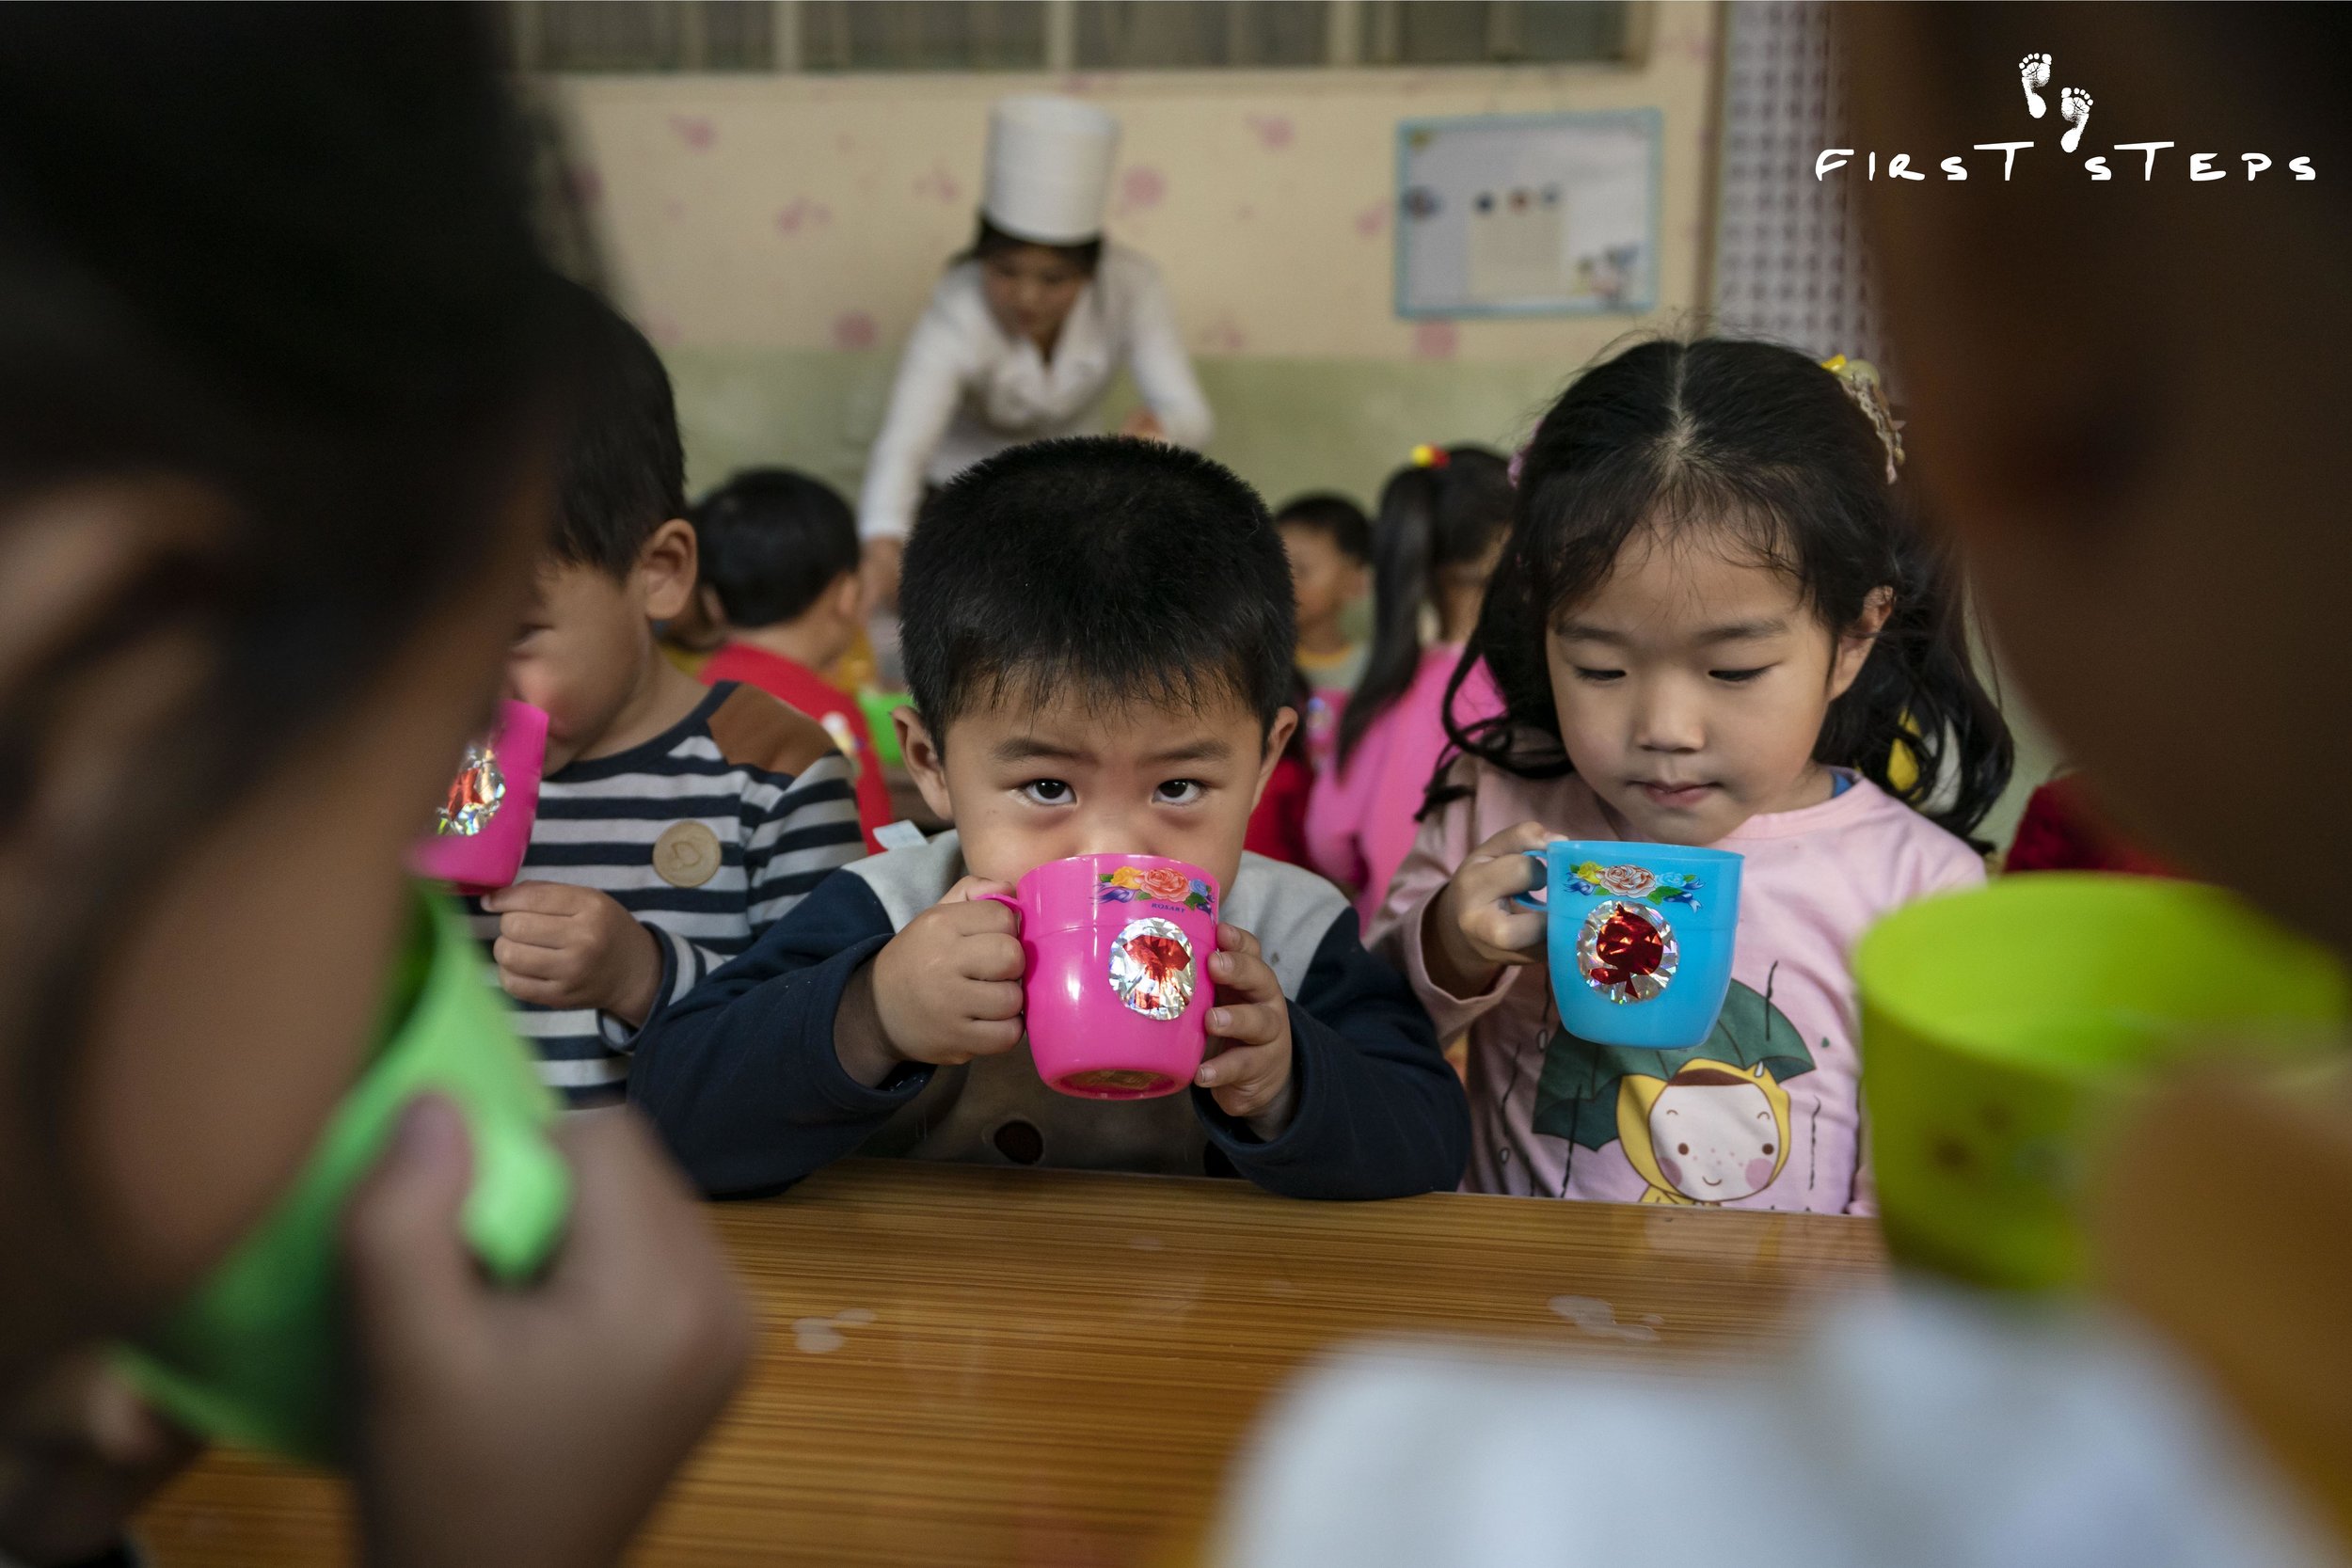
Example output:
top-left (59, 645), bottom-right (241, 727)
top-left (628, 836), bottom-right (1468, 1201)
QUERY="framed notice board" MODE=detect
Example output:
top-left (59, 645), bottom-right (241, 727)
top-left (1395, 108), bottom-right (1661, 318)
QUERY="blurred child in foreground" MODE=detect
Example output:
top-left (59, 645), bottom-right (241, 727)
top-left (0, 8), bottom-right (746, 1563)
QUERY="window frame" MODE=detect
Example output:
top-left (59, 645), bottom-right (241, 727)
top-left (502, 1), bottom-right (1652, 75)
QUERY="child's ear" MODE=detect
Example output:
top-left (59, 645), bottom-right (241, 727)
top-left (1248, 706), bottom-right (1300, 810)
top-left (896, 707), bottom-right (954, 823)
top-left (1827, 585), bottom-right (1897, 700)
top-left (827, 568), bottom-right (866, 626)
top-left (635, 518), bottom-right (698, 623)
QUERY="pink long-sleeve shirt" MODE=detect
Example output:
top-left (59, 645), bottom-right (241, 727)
top-left (1304, 644), bottom-right (1502, 927)
top-left (1369, 761), bottom-right (1984, 1212)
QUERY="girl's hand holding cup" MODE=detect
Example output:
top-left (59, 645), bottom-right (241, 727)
top-left (1426, 822), bottom-right (1561, 998)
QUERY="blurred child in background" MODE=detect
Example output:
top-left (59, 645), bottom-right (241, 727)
top-left (1273, 493), bottom-right (1372, 768)
top-left (481, 293), bottom-right (868, 1106)
top-left (694, 467), bottom-right (893, 851)
top-left (1243, 668), bottom-right (1317, 868)
top-left (1305, 446), bottom-right (1511, 924)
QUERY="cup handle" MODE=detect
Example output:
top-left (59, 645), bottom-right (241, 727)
top-left (973, 891), bottom-right (1023, 927)
top-left (1508, 848), bottom-right (1550, 911)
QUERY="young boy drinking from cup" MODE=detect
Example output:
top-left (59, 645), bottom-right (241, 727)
top-left (628, 439), bottom-right (1469, 1198)
top-left (476, 284), bottom-right (869, 1107)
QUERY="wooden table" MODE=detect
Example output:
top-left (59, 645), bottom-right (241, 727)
top-left (141, 1159), bottom-right (1884, 1567)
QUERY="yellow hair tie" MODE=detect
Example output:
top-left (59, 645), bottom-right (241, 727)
top-left (1820, 355), bottom-right (1904, 484)
top-left (1409, 443), bottom-right (1450, 469)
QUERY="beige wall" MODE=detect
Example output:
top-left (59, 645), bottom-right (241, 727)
top-left (547, 0), bottom-right (1722, 505)
top-left (555, 8), bottom-right (1719, 360)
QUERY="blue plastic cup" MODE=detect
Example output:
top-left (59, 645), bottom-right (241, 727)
top-left (1516, 841), bottom-right (1744, 1049)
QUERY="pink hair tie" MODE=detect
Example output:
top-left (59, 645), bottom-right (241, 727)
top-left (1507, 445), bottom-right (1529, 487)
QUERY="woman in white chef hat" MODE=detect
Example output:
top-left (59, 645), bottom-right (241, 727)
top-left (858, 95), bottom-right (1214, 601)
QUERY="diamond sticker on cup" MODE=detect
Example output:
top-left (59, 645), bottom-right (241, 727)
top-left (436, 742), bottom-right (506, 837)
top-left (1109, 917), bottom-right (1195, 1021)
top-left (1576, 898), bottom-right (1679, 1005)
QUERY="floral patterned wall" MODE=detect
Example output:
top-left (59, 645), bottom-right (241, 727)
top-left (548, 3), bottom-right (1722, 367)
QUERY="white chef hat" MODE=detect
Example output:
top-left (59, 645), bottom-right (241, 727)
top-left (983, 95), bottom-right (1120, 245)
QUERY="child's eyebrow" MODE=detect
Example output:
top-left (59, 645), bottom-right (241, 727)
top-left (1141, 738), bottom-right (1235, 767)
top-left (1698, 618), bottom-right (1788, 642)
top-left (1555, 618), bottom-right (1788, 644)
top-left (992, 736), bottom-right (1090, 765)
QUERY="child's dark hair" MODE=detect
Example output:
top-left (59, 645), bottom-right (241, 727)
top-left (1274, 492), bottom-right (1373, 564)
top-left (1445, 338), bottom-right (2013, 846)
top-left (548, 277), bottom-right (686, 577)
top-left (900, 437), bottom-right (1295, 742)
top-left (691, 467), bottom-right (860, 628)
top-left (962, 215), bottom-right (1104, 277)
top-left (1336, 447), bottom-right (1513, 768)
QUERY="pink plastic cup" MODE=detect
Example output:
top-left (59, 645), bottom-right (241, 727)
top-left (979, 854), bottom-right (1222, 1100)
top-left (408, 700), bottom-right (548, 895)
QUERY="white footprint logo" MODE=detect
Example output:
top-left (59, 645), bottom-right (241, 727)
top-left (2019, 53), bottom-right (2052, 118)
top-left (2059, 87), bottom-right (2093, 154)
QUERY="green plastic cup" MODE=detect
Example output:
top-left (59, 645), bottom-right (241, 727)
top-left (119, 888), bottom-right (570, 1463)
top-left (858, 687), bottom-right (914, 770)
top-left (1857, 873), bottom-right (2347, 1291)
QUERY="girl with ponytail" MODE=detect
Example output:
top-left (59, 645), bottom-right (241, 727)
top-left (1370, 338), bottom-right (2013, 1210)
top-left (1305, 444), bottom-right (1513, 924)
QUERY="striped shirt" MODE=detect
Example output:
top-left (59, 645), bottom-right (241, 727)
top-left (468, 681), bottom-right (867, 1106)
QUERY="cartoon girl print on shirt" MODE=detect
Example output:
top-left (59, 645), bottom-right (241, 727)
top-left (1532, 974), bottom-right (1819, 1206)
top-left (1616, 1060), bottom-right (1791, 1205)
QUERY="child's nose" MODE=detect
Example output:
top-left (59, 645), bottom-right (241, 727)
top-left (1632, 688), bottom-right (1706, 753)
top-left (1072, 805), bottom-right (1151, 859)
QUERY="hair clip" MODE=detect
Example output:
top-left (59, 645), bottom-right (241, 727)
top-left (1820, 354), bottom-right (1905, 484)
top-left (1409, 443), bottom-right (1451, 469)
top-left (1506, 444), bottom-right (1528, 488)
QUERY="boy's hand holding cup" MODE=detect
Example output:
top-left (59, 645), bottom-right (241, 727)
top-left (1198, 922), bottom-right (1298, 1137)
top-left (481, 881), bottom-right (666, 1028)
top-left (844, 876), bottom-right (1027, 1084)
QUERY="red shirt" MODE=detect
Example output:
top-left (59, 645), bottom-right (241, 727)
top-left (700, 642), bottom-right (889, 853)
top-left (1245, 748), bottom-right (1314, 868)
top-left (2005, 775), bottom-right (2177, 879)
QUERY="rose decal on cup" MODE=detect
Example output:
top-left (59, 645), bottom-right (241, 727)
top-left (1140, 865), bottom-right (1192, 902)
top-left (1565, 860), bottom-right (1699, 910)
top-left (1593, 863), bottom-right (1657, 898)
top-left (1098, 864), bottom-right (1216, 914)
